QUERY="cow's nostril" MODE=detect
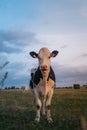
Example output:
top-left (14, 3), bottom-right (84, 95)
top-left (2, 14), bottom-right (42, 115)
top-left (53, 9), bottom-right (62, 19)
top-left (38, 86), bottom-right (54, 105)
top-left (41, 65), bottom-right (47, 71)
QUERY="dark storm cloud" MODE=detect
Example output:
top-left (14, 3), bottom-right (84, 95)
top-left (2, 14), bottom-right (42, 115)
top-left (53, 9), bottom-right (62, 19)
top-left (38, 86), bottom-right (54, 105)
top-left (0, 29), bottom-right (38, 88)
top-left (0, 30), bottom-right (35, 43)
top-left (0, 44), bottom-right (21, 53)
top-left (0, 29), bottom-right (36, 53)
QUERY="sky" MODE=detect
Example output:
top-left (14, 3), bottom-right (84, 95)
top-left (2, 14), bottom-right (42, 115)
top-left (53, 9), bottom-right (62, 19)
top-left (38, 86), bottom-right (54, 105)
top-left (0, 0), bottom-right (87, 88)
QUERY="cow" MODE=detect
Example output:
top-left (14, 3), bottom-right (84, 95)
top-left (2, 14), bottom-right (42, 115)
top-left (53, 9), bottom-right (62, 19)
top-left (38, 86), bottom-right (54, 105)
top-left (29, 47), bottom-right (58, 123)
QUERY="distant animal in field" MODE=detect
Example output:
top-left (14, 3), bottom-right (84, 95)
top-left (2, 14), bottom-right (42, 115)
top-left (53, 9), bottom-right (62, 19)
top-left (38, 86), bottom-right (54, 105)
top-left (21, 85), bottom-right (29, 92)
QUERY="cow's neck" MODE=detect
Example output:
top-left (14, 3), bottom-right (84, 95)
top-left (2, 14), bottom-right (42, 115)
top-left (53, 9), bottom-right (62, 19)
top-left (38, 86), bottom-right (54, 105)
top-left (42, 69), bottom-right (50, 81)
top-left (41, 70), bottom-right (49, 91)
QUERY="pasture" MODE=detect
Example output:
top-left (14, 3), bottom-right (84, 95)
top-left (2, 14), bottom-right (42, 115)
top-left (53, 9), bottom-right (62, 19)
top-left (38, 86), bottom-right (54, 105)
top-left (0, 88), bottom-right (87, 130)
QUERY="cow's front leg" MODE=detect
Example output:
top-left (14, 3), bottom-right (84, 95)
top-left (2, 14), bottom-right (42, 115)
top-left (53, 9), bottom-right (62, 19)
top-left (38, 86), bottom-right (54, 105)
top-left (46, 89), bottom-right (54, 123)
top-left (35, 98), bottom-right (41, 123)
top-left (42, 96), bottom-right (46, 115)
top-left (34, 89), bottom-right (42, 123)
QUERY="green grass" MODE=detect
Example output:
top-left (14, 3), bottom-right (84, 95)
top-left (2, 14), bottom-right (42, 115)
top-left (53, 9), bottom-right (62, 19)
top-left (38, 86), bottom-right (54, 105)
top-left (0, 88), bottom-right (87, 130)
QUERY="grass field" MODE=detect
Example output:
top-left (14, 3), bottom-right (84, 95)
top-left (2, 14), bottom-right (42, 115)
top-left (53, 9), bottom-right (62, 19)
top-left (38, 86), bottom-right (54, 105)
top-left (0, 88), bottom-right (87, 130)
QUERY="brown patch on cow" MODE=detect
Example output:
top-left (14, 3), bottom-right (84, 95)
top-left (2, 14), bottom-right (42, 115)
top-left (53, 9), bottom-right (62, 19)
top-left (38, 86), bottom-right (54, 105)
top-left (36, 78), bottom-right (54, 97)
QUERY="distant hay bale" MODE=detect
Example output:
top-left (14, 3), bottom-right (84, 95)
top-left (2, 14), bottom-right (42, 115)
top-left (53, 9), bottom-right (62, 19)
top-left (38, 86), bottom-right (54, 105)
top-left (73, 84), bottom-right (80, 89)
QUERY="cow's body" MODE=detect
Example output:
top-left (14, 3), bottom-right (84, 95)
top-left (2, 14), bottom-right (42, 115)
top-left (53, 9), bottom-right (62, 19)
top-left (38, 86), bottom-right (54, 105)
top-left (29, 47), bottom-right (58, 123)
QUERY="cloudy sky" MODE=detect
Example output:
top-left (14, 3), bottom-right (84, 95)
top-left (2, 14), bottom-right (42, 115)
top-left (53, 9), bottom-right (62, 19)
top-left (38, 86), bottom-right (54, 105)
top-left (0, 0), bottom-right (87, 88)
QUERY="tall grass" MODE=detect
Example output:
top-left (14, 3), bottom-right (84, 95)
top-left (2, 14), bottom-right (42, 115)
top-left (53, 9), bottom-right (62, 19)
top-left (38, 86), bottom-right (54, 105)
top-left (0, 88), bottom-right (87, 130)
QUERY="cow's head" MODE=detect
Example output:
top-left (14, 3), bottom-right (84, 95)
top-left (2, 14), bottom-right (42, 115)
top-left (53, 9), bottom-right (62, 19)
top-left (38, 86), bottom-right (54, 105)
top-left (30, 48), bottom-right (58, 76)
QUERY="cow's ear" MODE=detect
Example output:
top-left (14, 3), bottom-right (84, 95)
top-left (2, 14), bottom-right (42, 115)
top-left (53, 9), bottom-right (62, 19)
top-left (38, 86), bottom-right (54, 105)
top-left (51, 50), bottom-right (59, 57)
top-left (29, 51), bottom-right (38, 58)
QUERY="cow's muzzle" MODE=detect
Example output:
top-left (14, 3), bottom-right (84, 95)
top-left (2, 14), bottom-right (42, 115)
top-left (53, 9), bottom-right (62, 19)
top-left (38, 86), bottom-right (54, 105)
top-left (41, 65), bottom-right (48, 71)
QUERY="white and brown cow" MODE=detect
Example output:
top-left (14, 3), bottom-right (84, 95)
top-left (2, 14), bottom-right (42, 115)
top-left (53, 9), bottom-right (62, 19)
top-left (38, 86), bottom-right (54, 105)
top-left (29, 47), bottom-right (58, 123)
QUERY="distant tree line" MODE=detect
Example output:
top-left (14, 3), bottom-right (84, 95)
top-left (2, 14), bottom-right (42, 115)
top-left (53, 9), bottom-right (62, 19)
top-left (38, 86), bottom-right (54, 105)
top-left (4, 85), bottom-right (29, 90)
top-left (5, 86), bottom-right (19, 90)
top-left (57, 84), bottom-right (87, 89)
